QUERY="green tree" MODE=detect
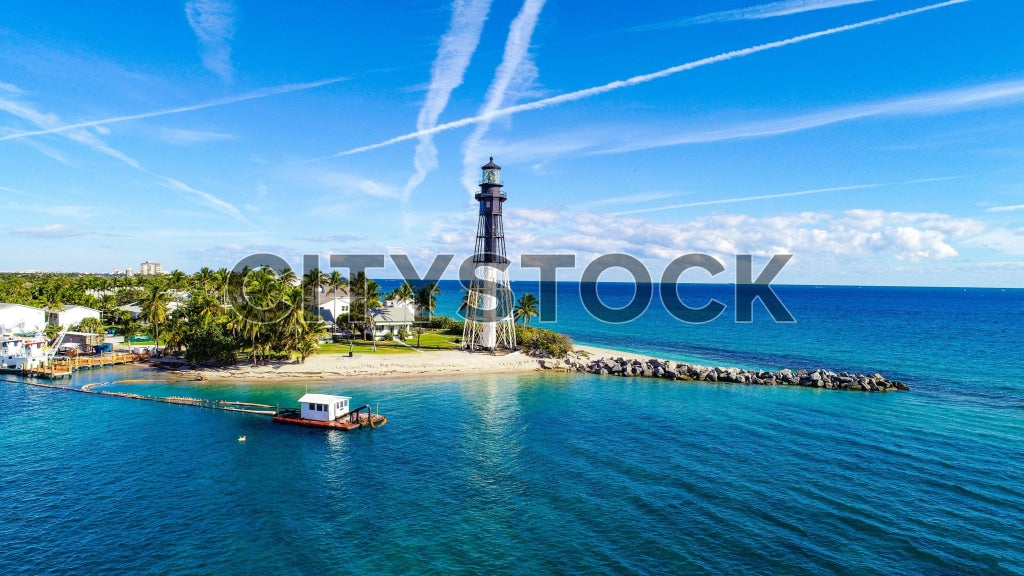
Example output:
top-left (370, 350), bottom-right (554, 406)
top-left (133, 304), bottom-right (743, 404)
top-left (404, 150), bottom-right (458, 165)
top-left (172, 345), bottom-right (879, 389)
top-left (76, 316), bottom-right (105, 334)
top-left (303, 267), bottom-right (325, 317)
top-left (326, 270), bottom-right (347, 299)
top-left (139, 284), bottom-right (170, 356)
top-left (167, 269), bottom-right (189, 291)
top-left (416, 282), bottom-right (441, 321)
top-left (116, 313), bottom-right (142, 353)
top-left (391, 281), bottom-right (415, 307)
top-left (514, 293), bottom-right (539, 325)
top-left (162, 311), bottom-right (188, 355)
top-left (193, 267), bottom-right (215, 294)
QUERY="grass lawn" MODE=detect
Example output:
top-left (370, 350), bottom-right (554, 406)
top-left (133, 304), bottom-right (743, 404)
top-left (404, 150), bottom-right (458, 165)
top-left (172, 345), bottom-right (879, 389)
top-left (315, 330), bottom-right (460, 355)
top-left (411, 330), bottom-right (460, 350)
top-left (317, 340), bottom-right (418, 355)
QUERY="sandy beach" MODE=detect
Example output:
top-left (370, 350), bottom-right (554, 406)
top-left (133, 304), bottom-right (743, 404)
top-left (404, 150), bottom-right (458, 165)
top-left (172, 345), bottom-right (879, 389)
top-left (156, 344), bottom-right (661, 382)
top-left (168, 349), bottom-right (551, 381)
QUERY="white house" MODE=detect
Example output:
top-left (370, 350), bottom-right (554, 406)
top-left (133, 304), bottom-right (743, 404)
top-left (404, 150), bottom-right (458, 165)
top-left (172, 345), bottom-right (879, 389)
top-left (47, 305), bottom-right (101, 329)
top-left (385, 297), bottom-right (417, 317)
top-left (0, 303), bottom-right (47, 335)
top-left (298, 393), bottom-right (351, 422)
top-left (370, 306), bottom-right (415, 340)
top-left (117, 304), bottom-right (142, 319)
top-left (316, 291), bottom-right (351, 325)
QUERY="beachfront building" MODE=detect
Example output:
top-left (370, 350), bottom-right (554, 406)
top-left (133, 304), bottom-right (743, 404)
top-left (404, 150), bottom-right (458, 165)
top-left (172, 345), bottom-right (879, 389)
top-left (46, 305), bottom-right (101, 329)
top-left (462, 157), bottom-right (517, 352)
top-left (385, 296), bottom-right (417, 317)
top-left (298, 393), bottom-right (350, 422)
top-left (0, 303), bottom-right (47, 335)
top-left (370, 306), bottom-right (414, 340)
top-left (316, 290), bottom-right (351, 325)
top-left (139, 261), bottom-right (162, 276)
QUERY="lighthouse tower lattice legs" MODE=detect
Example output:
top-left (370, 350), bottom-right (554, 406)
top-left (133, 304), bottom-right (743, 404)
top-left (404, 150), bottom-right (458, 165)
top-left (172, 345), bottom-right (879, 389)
top-left (462, 157), bottom-right (517, 352)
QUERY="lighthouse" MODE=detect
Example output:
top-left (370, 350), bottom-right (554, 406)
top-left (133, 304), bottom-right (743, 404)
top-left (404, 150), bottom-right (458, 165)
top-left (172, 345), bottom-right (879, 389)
top-left (462, 157), bottom-right (517, 352)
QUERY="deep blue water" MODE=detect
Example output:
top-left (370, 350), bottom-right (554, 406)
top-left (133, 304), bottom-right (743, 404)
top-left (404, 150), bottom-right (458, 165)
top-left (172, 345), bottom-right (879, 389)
top-left (2, 284), bottom-right (1023, 574)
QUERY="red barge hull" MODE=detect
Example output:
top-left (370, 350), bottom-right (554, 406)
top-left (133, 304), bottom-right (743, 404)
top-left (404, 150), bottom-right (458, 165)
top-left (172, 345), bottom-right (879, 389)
top-left (272, 413), bottom-right (386, 430)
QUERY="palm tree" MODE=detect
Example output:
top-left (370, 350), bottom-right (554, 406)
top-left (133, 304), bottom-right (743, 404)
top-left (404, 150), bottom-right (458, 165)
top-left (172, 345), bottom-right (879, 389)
top-left (514, 293), bottom-right (539, 325)
top-left (77, 316), bottom-right (104, 334)
top-left (193, 267), bottom-right (215, 293)
top-left (303, 267), bottom-right (325, 317)
top-left (280, 286), bottom-right (308, 353)
top-left (190, 292), bottom-right (223, 327)
top-left (162, 312), bottom-right (188, 355)
top-left (240, 267), bottom-right (279, 364)
top-left (416, 282), bottom-right (441, 321)
top-left (212, 268), bottom-right (231, 302)
top-left (116, 312), bottom-right (142, 354)
top-left (167, 269), bottom-right (188, 291)
top-left (348, 274), bottom-right (382, 349)
top-left (391, 281), bottom-right (415, 308)
top-left (139, 284), bottom-right (170, 356)
top-left (327, 270), bottom-right (347, 298)
top-left (325, 270), bottom-right (348, 328)
top-left (458, 288), bottom-right (477, 319)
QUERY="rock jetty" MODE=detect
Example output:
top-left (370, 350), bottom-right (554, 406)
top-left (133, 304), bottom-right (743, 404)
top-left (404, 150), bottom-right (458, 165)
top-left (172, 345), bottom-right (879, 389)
top-left (538, 352), bottom-right (908, 392)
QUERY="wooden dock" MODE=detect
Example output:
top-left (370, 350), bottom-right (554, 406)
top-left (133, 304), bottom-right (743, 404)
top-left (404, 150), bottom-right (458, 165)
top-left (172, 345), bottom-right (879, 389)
top-left (22, 353), bottom-right (144, 379)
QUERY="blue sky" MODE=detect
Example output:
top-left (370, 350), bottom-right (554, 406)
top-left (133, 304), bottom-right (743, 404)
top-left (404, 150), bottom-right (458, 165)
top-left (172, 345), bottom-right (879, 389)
top-left (2, 0), bottom-right (1023, 286)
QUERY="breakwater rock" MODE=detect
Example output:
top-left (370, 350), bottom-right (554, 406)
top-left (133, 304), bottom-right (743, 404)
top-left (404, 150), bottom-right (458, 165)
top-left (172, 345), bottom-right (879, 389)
top-left (539, 353), bottom-right (908, 392)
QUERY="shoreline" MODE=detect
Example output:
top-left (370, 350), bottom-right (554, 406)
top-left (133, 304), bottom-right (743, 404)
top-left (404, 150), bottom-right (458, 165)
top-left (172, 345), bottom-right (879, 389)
top-left (153, 348), bottom-right (548, 382)
top-left (147, 344), bottom-right (905, 392)
top-left (148, 345), bottom-right (663, 383)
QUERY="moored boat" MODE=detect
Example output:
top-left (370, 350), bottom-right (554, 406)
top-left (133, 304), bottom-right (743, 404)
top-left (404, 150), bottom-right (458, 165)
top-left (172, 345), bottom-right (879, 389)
top-left (272, 393), bottom-right (386, 430)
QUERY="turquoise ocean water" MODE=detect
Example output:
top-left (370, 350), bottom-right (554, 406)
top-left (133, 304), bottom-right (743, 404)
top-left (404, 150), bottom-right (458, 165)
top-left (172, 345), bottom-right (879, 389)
top-left (2, 284), bottom-right (1023, 574)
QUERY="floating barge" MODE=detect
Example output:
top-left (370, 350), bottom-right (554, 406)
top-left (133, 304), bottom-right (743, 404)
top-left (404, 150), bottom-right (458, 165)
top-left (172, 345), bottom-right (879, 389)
top-left (272, 393), bottom-right (386, 430)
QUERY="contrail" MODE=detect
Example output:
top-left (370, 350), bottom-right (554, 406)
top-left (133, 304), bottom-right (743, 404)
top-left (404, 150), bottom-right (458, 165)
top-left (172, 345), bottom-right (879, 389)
top-left (610, 184), bottom-right (882, 215)
top-left (608, 175), bottom-right (964, 215)
top-left (0, 77), bottom-right (347, 141)
top-left (324, 0), bottom-right (968, 159)
top-left (460, 0), bottom-right (546, 195)
top-left (403, 0), bottom-right (492, 200)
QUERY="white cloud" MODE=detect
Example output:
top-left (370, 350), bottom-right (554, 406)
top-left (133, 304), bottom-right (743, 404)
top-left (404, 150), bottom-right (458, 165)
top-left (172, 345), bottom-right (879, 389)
top-left (986, 203), bottom-right (1024, 213)
top-left (11, 224), bottom-right (84, 238)
top-left (968, 228), bottom-right (1024, 255)
top-left (0, 81), bottom-right (25, 94)
top-left (506, 207), bottom-right (561, 224)
top-left (185, 0), bottom-right (236, 82)
top-left (313, 170), bottom-right (402, 199)
top-left (159, 127), bottom-right (235, 144)
top-left (504, 209), bottom-right (986, 265)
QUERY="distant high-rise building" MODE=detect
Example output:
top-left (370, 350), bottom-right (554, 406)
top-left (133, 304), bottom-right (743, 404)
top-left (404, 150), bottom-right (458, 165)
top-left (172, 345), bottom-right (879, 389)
top-left (139, 261), bottom-right (163, 275)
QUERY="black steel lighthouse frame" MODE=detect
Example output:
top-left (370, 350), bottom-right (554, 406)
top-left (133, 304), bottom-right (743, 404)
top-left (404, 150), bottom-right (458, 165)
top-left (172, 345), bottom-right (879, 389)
top-left (462, 157), bottom-right (517, 352)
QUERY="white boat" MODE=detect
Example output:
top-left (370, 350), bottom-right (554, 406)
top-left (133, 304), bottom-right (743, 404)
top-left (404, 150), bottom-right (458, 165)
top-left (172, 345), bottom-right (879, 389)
top-left (0, 337), bottom-right (49, 370)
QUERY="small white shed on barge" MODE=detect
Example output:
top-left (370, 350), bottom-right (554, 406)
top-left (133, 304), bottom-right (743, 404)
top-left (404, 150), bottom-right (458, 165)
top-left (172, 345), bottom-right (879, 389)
top-left (298, 393), bottom-right (351, 422)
